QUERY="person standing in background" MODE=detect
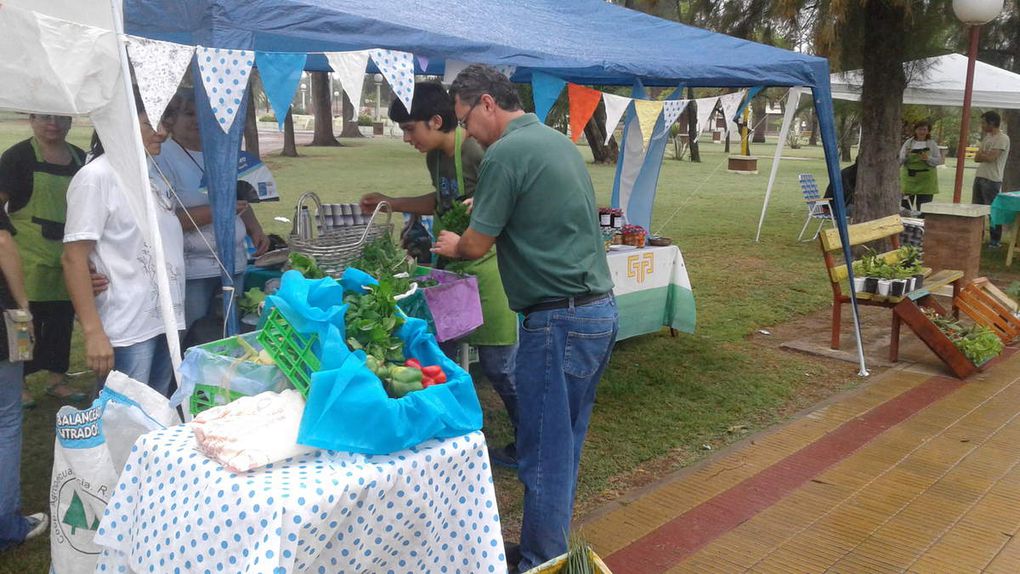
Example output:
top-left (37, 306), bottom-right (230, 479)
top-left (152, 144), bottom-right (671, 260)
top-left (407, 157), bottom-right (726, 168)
top-left (0, 114), bottom-right (88, 407)
top-left (898, 119), bottom-right (941, 211)
top-left (972, 111), bottom-right (1011, 247)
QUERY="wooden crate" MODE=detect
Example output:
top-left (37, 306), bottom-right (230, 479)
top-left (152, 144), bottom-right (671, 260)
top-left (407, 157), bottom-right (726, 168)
top-left (893, 295), bottom-right (979, 379)
top-left (956, 278), bottom-right (1020, 344)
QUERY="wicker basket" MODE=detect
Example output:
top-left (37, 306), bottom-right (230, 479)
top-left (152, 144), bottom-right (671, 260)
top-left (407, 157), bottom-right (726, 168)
top-left (288, 193), bottom-right (394, 277)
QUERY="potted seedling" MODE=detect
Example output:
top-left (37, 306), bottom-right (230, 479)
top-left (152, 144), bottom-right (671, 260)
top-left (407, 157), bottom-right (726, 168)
top-left (889, 266), bottom-right (910, 297)
top-left (899, 245), bottom-right (925, 290)
top-left (874, 261), bottom-right (895, 297)
top-left (851, 260), bottom-right (867, 294)
top-left (857, 249), bottom-right (880, 294)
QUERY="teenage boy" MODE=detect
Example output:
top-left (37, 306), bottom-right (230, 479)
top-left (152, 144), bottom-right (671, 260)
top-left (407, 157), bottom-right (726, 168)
top-left (360, 82), bottom-right (519, 467)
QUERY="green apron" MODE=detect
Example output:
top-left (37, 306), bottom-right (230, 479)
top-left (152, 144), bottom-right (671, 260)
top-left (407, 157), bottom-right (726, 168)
top-left (901, 146), bottom-right (938, 197)
top-left (8, 138), bottom-right (80, 301)
top-left (437, 128), bottom-right (517, 346)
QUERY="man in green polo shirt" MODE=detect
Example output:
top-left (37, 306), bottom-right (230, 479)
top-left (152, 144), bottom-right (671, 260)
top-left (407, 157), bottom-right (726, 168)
top-left (433, 64), bottom-right (618, 572)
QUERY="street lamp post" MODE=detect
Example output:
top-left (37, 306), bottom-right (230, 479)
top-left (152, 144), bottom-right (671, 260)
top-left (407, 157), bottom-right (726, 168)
top-left (951, 0), bottom-right (1004, 203)
top-left (299, 82), bottom-right (307, 113)
top-left (373, 73), bottom-right (384, 121)
top-left (333, 91), bottom-right (340, 117)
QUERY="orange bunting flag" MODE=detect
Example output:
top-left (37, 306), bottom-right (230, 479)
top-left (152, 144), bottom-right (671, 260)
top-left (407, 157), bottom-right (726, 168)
top-left (567, 84), bottom-right (603, 143)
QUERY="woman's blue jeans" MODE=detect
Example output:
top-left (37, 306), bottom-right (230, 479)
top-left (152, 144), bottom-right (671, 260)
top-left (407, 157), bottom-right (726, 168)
top-left (515, 296), bottom-right (618, 571)
top-left (0, 361), bottom-right (28, 550)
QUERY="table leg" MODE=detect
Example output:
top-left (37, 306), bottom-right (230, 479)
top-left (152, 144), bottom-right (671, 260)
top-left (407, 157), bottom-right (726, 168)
top-left (1007, 213), bottom-right (1020, 267)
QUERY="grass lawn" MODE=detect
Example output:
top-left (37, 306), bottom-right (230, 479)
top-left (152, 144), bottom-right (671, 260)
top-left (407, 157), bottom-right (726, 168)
top-left (0, 116), bottom-right (1010, 571)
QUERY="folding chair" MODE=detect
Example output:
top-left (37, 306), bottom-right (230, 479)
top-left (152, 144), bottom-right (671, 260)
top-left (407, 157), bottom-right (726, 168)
top-left (797, 174), bottom-right (836, 242)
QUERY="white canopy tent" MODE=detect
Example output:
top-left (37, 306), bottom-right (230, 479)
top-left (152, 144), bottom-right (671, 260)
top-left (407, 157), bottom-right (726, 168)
top-left (756, 53), bottom-right (1020, 241)
top-left (831, 53), bottom-right (1020, 109)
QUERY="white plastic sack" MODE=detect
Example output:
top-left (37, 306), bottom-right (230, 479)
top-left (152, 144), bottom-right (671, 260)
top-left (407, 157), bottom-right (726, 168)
top-left (49, 371), bottom-right (178, 574)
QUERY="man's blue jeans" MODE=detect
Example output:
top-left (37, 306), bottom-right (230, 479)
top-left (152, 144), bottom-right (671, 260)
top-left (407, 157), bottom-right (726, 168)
top-left (0, 361), bottom-right (28, 550)
top-left (515, 296), bottom-right (618, 571)
top-left (106, 334), bottom-right (174, 398)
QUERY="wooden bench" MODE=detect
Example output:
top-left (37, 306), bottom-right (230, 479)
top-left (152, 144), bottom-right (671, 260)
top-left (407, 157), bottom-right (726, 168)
top-left (819, 214), bottom-right (964, 360)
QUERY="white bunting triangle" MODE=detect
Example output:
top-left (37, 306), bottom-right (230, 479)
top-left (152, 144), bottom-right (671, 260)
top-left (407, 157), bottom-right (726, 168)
top-left (126, 36), bottom-right (195, 126)
top-left (693, 96), bottom-right (719, 142)
top-left (660, 99), bottom-right (689, 132)
top-left (326, 51), bottom-right (371, 115)
top-left (370, 49), bottom-right (416, 113)
top-left (602, 92), bottom-right (632, 145)
top-left (718, 90), bottom-right (747, 126)
top-left (195, 46), bottom-right (254, 132)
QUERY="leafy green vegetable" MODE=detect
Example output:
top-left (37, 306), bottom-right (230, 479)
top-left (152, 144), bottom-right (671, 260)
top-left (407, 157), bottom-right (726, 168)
top-left (344, 276), bottom-right (406, 364)
top-left (238, 288), bottom-right (266, 316)
top-left (922, 308), bottom-right (1004, 365)
top-left (348, 236), bottom-right (415, 292)
top-left (288, 252), bottom-right (325, 279)
top-left (438, 201), bottom-right (471, 236)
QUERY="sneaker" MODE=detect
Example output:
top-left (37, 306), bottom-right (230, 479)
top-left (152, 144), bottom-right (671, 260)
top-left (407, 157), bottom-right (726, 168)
top-left (24, 512), bottom-right (48, 541)
top-left (989, 241), bottom-right (1002, 249)
top-left (488, 442), bottom-right (519, 469)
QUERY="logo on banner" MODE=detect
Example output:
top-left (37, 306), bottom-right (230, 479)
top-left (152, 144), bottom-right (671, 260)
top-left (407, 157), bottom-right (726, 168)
top-left (627, 253), bottom-right (655, 283)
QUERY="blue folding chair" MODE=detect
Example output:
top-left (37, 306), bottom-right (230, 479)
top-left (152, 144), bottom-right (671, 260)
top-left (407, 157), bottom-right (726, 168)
top-left (798, 174), bottom-right (836, 242)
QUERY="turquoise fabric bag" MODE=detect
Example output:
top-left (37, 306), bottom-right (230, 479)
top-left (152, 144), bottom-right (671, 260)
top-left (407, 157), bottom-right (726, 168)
top-left (263, 270), bottom-right (483, 454)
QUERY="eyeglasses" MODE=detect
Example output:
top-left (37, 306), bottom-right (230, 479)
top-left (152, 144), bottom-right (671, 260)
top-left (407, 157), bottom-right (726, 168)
top-left (458, 100), bottom-right (481, 130)
top-left (31, 115), bottom-right (71, 127)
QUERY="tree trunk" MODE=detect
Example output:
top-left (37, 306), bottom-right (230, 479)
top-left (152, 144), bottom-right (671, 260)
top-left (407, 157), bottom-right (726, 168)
top-left (583, 100), bottom-right (618, 164)
top-left (282, 110), bottom-right (298, 157)
top-left (243, 78), bottom-right (260, 157)
top-left (854, 1), bottom-right (907, 234)
top-left (1004, 109), bottom-right (1020, 193)
top-left (751, 96), bottom-right (767, 143)
top-left (687, 87), bottom-right (701, 163)
top-left (808, 110), bottom-right (819, 146)
top-left (340, 91), bottom-right (363, 138)
top-left (309, 71), bottom-right (341, 146)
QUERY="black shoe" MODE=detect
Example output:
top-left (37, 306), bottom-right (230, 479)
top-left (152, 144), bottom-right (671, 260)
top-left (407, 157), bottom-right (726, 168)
top-left (489, 442), bottom-right (518, 469)
top-left (505, 542), bottom-right (521, 573)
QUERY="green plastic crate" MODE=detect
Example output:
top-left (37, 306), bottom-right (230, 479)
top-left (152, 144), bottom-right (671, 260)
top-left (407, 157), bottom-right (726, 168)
top-left (257, 307), bottom-right (320, 397)
top-left (182, 331), bottom-right (288, 415)
top-left (189, 383), bottom-right (247, 415)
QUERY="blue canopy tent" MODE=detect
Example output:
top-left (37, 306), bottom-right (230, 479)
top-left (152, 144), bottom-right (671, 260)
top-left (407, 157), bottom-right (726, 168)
top-left (125, 0), bottom-right (869, 375)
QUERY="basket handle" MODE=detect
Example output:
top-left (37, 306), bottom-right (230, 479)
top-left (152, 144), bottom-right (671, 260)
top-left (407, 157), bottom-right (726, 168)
top-left (293, 192), bottom-right (326, 240)
top-left (352, 201), bottom-right (393, 247)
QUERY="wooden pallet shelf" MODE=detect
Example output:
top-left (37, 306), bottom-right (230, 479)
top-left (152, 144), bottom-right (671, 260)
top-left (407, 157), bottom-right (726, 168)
top-left (957, 278), bottom-right (1020, 344)
top-left (893, 295), bottom-right (979, 379)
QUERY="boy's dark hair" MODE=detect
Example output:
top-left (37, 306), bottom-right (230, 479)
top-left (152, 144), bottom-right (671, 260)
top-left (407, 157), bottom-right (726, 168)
top-left (449, 64), bottom-right (522, 112)
top-left (982, 110), bottom-right (1001, 128)
top-left (388, 82), bottom-right (457, 132)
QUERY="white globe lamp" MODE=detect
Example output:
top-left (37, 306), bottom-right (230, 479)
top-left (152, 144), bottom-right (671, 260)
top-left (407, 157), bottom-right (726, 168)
top-left (952, 0), bottom-right (1004, 25)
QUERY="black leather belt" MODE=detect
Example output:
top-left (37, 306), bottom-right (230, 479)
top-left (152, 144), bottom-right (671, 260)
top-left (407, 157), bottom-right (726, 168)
top-left (521, 293), bottom-right (611, 316)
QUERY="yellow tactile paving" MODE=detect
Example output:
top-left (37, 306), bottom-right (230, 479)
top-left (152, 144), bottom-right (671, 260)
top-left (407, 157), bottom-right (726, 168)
top-left (592, 350), bottom-right (1020, 573)
top-left (583, 371), bottom-right (934, 556)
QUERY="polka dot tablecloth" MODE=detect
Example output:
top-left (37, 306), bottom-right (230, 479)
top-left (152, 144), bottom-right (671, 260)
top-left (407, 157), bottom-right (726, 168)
top-left (93, 426), bottom-right (505, 574)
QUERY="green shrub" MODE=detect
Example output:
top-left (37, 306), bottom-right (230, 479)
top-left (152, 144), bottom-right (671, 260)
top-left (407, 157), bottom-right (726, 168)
top-left (358, 115), bottom-right (375, 127)
top-left (258, 113), bottom-right (276, 123)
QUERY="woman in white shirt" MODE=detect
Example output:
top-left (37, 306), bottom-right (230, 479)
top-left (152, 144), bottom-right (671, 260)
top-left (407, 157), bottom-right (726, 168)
top-left (898, 119), bottom-right (942, 211)
top-left (155, 89), bottom-right (268, 343)
top-left (61, 90), bottom-right (185, 397)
